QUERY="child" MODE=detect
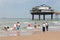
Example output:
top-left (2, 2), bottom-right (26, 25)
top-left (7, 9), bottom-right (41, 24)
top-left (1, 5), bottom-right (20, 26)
top-left (37, 25), bottom-right (40, 32)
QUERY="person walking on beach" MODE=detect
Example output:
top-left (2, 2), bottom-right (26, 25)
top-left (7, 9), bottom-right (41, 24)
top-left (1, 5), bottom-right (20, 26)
top-left (45, 21), bottom-right (49, 31)
top-left (42, 22), bottom-right (46, 32)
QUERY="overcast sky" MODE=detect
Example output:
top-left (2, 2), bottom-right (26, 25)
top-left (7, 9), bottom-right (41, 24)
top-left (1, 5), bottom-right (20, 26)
top-left (0, 0), bottom-right (60, 18)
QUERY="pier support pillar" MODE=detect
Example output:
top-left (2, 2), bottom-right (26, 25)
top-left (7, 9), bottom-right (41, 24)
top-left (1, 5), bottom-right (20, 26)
top-left (51, 14), bottom-right (53, 20)
top-left (43, 15), bottom-right (45, 20)
top-left (32, 14), bottom-right (34, 20)
top-left (39, 15), bottom-right (40, 20)
top-left (55, 14), bottom-right (58, 20)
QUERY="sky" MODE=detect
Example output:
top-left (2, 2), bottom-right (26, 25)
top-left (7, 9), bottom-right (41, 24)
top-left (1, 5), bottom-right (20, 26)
top-left (0, 0), bottom-right (60, 18)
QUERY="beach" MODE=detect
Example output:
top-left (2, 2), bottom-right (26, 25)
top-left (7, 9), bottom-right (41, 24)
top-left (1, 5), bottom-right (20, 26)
top-left (0, 18), bottom-right (60, 40)
top-left (0, 31), bottom-right (60, 40)
top-left (0, 0), bottom-right (60, 40)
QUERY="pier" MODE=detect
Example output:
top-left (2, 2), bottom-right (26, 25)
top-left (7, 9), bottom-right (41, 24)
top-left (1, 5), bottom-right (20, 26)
top-left (30, 4), bottom-right (54, 20)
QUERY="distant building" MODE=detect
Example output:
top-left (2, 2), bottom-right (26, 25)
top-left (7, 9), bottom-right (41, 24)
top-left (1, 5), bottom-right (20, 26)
top-left (30, 4), bottom-right (54, 20)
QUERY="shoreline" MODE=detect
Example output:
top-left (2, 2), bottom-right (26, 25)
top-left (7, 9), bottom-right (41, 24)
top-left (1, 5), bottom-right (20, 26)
top-left (0, 31), bottom-right (60, 40)
top-left (0, 26), bottom-right (60, 37)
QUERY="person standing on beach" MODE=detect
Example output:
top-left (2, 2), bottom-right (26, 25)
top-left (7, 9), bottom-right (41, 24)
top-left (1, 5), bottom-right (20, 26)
top-left (37, 25), bottom-right (40, 32)
top-left (16, 22), bottom-right (20, 36)
top-left (28, 22), bottom-right (31, 27)
top-left (45, 21), bottom-right (49, 31)
top-left (13, 23), bottom-right (16, 30)
top-left (42, 22), bottom-right (46, 32)
top-left (34, 22), bottom-right (37, 29)
top-left (13, 22), bottom-right (20, 36)
top-left (16, 22), bottom-right (20, 30)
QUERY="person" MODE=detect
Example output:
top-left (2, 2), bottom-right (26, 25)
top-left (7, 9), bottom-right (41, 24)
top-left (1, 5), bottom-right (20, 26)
top-left (13, 23), bottom-right (16, 30)
top-left (37, 25), bottom-right (40, 32)
top-left (28, 22), bottom-right (31, 27)
top-left (4, 26), bottom-right (9, 31)
top-left (16, 22), bottom-right (20, 30)
top-left (42, 22), bottom-right (46, 32)
top-left (45, 21), bottom-right (49, 31)
top-left (4, 27), bottom-right (7, 31)
top-left (16, 22), bottom-right (20, 36)
top-left (34, 22), bottom-right (37, 29)
top-left (7, 26), bottom-right (9, 29)
top-left (13, 22), bottom-right (20, 36)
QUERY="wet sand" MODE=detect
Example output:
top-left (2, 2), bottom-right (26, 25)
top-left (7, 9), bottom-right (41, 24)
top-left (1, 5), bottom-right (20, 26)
top-left (0, 31), bottom-right (60, 40)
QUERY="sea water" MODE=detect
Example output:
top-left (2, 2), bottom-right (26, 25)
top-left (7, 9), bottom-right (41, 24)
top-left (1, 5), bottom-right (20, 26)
top-left (0, 18), bottom-right (60, 31)
top-left (0, 18), bottom-right (60, 36)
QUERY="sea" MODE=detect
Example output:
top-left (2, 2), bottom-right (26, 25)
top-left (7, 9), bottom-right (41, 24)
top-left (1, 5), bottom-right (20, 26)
top-left (0, 18), bottom-right (60, 36)
top-left (0, 18), bottom-right (60, 30)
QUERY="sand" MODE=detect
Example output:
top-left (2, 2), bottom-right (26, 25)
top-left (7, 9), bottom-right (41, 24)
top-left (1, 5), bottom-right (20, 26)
top-left (0, 31), bottom-right (60, 40)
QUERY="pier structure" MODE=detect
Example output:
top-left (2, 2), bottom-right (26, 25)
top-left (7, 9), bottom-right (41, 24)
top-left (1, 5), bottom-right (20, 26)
top-left (54, 12), bottom-right (60, 20)
top-left (30, 4), bottom-right (54, 20)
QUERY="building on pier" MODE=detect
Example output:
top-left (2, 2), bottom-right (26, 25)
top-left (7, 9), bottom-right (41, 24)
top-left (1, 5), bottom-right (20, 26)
top-left (30, 4), bottom-right (54, 20)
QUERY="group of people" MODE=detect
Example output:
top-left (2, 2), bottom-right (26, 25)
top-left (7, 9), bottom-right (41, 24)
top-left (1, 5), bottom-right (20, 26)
top-left (13, 22), bottom-right (20, 36)
top-left (4, 22), bottom-right (20, 31)
top-left (4, 21), bottom-right (49, 32)
top-left (3, 21), bottom-right (49, 36)
top-left (13, 22), bottom-right (20, 30)
top-left (27, 21), bottom-right (49, 32)
top-left (42, 22), bottom-right (49, 32)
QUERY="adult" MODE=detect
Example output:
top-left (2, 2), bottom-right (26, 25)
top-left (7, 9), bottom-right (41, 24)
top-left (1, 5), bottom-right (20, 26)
top-left (16, 22), bottom-right (20, 36)
top-left (28, 22), bottom-right (31, 27)
top-left (13, 22), bottom-right (20, 36)
top-left (4, 26), bottom-right (9, 31)
top-left (42, 22), bottom-right (46, 32)
top-left (34, 22), bottom-right (37, 29)
top-left (45, 21), bottom-right (49, 31)
top-left (16, 22), bottom-right (20, 30)
top-left (13, 24), bottom-right (16, 30)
